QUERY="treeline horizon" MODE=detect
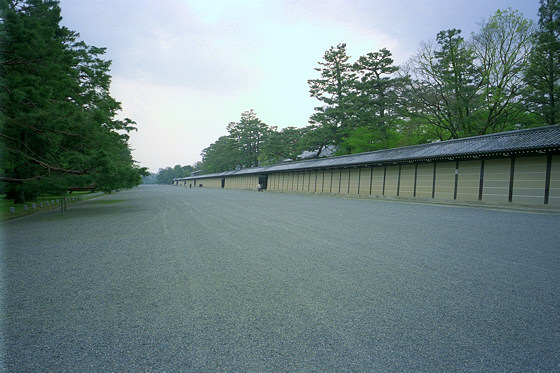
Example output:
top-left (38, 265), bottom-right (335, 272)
top-left (161, 1), bottom-right (558, 177)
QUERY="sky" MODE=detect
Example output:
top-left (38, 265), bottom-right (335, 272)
top-left (58, 0), bottom-right (540, 173)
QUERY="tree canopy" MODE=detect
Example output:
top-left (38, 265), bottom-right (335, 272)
top-left (156, 164), bottom-right (194, 185)
top-left (0, 0), bottom-right (145, 202)
top-left (402, 9), bottom-right (536, 140)
top-left (524, 0), bottom-right (560, 125)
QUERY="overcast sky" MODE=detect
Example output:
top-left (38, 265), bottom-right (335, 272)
top-left (58, 0), bottom-right (540, 172)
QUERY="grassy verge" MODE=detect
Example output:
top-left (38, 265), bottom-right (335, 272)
top-left (0, 191), bottom-right (104, 220)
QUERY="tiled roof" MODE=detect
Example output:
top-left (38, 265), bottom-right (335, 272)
top-left (179, 125), bottom-right (560, 180)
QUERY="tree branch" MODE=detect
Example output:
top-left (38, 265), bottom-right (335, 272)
top-left (0, 175), bottom-right (43, 183)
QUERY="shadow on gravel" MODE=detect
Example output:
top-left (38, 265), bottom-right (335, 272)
top-left (13, 198), bottom-right (148, 223)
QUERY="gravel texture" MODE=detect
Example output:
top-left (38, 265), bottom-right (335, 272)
top-left (2, 185), bottom-right (560, 371)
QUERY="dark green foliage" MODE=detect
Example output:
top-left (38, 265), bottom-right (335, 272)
top-left (201, 110), bottom-right (273, 173)
top-left (156, 165), bottom-right (193, 185)
top-left (259, 126), bottom-right (306, 165)
top-left (340, 48), bottom-right (407, 153)
top-left (297, 124), bottom-right (337, 158)
top-left (0, 0), bottom-right (142, 202)
top-left (201, 136), bottom-right (242, 173)
top-left (524, 0), bottom-right (560, 125)
top-left (226, 110), bottom-right (271, 168)
top-left (308, 43), bottom-right (354, 146)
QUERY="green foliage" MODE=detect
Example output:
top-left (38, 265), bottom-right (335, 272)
top-left (226, 110), bottom-right (271, 168)
top-left (201, 136), bottom-right (242, 173)
top-left (341, 48), bottom-right (405, 153)
top-left (340, 126), bottom-right (402, 154)
top-left (156, 164), bottom-right (194, 185)
top-left (297, 124), bottom-right (337, 158)
top-left (307, 45), bottom-right (408, 155)
top-left (201, 110), bottom-right (274, 173)
top-left (259, 126), bottom-right (306, 165)
top-left (403, 29), bottom-right (482, 139)
top-left (472, 8), bottom-right (535, 134)
top-left (0, 0), bottom-right (142, 203)
top-left (308, 43), bottom-right (353, 108)
top-left (308, 43), bottom-right (354, 145)
top-left (524, 0), bottom-right (560, 124)
top-left (404, 9), bottom-right (535, 140)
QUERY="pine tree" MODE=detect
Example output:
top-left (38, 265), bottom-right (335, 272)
top-left (341, 48), bottom-right (404, 152)
top-left (0, 0), bottom-right (141, 202)
top-left (308, 43), bottom-right (354, 146)
top-left (524, 0), bottom-right (560, 125)
top-left (1, 0), bottom-right (80, 201)
top-left (226, 110), bottom-right (271, 168)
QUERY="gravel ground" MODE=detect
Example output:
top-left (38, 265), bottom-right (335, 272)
top-left (2, 185), bottom-right (560, 371)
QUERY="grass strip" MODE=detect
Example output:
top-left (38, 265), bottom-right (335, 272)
top-left (0, 192), bottom-right (104, 220)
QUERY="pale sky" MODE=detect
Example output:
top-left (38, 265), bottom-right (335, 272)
top-left (58, 0), bottom-right (539, 172)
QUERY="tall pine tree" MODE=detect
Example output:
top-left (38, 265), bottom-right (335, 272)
top-left (226, 110), bottom-right (271, 168)
top-left (524, 0), bottom-right (560, 125)
top-left (308, 43), bottom-right (354, 147)
top-left (341, 48), bottom-right (404, 153)
top-left (0, 0), bottom-right (142, 202)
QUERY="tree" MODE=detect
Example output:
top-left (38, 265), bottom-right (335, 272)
top-left (259, 126), bottom-right (305, 164)
top-left (199, 110), bottom-right (272, 173)
top-left (308, 43), bottom-right (354, 145)
top-left (297, 124), bottom-right (337, 158)
top-left (1, 0), bottom-right (79, 201)
top-left (174, 164), bottom-right (194, 178)
top-left (155, 165), bottom-right (192, 184)
top-left (403, 29), bottom-right (482, 139)
top-left (341, 48), bottom-right (405, 152)
top-left (403, 9), bottom-right (535, 140)
top-left (524, 0), bottom-right (560, 125)
top-left (0, 0), bottom-right (141, 202)
top-left (200, 135), bottom-right (241, 173)
top-left (226, 110), bottom-right (271, 168)
top-left (156, 167), bottom-right (176, 185)
top-left (472, 8), bottom-right (535, 133)
top-left (192, 161), bottom-right (203, 172)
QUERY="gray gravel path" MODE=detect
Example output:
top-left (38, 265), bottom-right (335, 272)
top-left (2, 185), bottom-right (559, 371)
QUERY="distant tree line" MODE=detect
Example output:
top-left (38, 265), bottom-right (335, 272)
top-left (196, 3), bottom-right (558, 174)
top-left (155, 164), bottom-right (198, 185)
top-left (0, 0), bottom-right (148, 203)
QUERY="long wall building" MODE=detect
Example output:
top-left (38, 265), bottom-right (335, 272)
top-left (175, 125), bottom-right (560, 207)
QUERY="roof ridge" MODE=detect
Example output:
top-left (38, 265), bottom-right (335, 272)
top-left (265, 125), bottom-right (560, 169)
top-left (329, 125), bottom-right (560, 160)
top-left (449, 124), bottom-right (560, 141)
